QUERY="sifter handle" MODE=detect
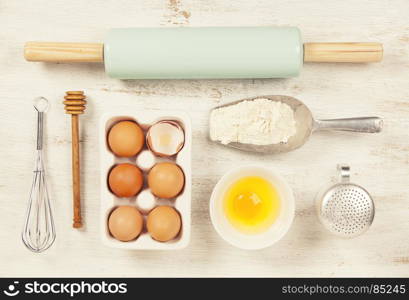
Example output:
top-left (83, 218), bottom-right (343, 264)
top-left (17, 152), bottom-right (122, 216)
top-left (303, 42), bottom-right (383, 63)
top-left (24, 42), bottom-right (104, 62)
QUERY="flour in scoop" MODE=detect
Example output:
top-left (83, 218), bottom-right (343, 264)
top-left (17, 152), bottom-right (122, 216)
top-left (210, 98), bottom-right (296, 145)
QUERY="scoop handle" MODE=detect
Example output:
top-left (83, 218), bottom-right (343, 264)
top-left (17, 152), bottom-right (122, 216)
top-left (24, 42), bottom-right (104, 62)
top-left (314, 117), bottom-right (383, 133)
top-left (304, 43), bottom-right (383, 63)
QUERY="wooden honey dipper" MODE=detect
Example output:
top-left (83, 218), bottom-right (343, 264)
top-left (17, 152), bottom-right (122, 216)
top-left (64, 91), bottom-right (86, 228)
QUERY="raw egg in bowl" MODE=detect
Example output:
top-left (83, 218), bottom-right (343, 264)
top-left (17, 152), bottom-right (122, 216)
top-left (209, 165), bottom-right (295, 250)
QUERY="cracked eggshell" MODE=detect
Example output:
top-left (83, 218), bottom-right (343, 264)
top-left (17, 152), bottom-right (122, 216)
top-left (146, 121), bottom-right (184, 157)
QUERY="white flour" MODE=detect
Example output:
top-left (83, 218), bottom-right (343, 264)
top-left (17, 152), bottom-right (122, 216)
top-left (209, 98), bottom-right (296, 145)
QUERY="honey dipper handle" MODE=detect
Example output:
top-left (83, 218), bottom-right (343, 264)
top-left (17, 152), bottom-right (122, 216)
top-left (303, 42), bottom-right (383, 63)
top-left (71, 114), bottom-right (82, 228)
top-left (24, 42), bottom-right (104, 63)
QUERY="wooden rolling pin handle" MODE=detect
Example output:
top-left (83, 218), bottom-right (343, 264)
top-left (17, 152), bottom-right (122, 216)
top-left (303, 42), bottom-right (383, 63)
top-left (25, 42), bottom-right (104, 63)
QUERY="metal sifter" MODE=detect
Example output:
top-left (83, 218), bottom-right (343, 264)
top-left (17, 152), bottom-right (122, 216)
top-left (315, 165), bottom-right (375, 238)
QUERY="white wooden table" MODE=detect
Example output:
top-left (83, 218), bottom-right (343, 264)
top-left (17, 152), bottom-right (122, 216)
top-left (1, 0), bottom-right (408, 277)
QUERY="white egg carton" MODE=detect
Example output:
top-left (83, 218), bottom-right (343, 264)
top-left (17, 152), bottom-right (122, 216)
top-left (99, 111), bottom-right (191, 250)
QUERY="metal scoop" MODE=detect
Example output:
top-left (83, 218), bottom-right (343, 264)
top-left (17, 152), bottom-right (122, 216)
top-left (315, 164), bottom-right (375, 238)
top-left (209, 95), bottom-right (383, 153)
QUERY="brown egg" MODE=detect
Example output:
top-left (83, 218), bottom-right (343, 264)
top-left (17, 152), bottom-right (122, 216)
top-left (148, 162), bottom-right (185, 198)
top-left (108, 206), bottom-right (143, 242)
top-left (108, 163), bottom-right (143, 197)
top-left (108, 121), bottom-right (144, 157)
top-left (147, 206), bottom-right (181, 242)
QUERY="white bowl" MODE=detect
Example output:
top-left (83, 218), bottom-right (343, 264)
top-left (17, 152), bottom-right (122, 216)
top-left (209, 165), bottom-right (295, 250)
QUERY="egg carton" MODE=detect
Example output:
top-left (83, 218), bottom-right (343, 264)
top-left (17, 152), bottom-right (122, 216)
top-left (99, 111), bottom-right (191, 250)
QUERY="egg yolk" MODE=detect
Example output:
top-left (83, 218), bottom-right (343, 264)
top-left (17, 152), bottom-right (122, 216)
top-left (223, 176), bottom-right (280, 234)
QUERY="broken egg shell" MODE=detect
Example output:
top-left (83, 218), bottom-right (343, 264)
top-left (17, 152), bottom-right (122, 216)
top-left (146, 120), bottom-right (185, 157)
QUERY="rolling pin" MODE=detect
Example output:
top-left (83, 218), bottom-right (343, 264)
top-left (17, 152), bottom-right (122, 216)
top-left (24, 27), bottom-right (383, 79)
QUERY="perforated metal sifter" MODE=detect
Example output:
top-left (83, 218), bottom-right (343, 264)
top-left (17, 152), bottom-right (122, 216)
top-left (315, 165), bottom-right (375, 238)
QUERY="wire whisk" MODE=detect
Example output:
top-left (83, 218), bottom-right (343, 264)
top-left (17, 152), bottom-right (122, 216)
top-left (22, 97), bottom-right (56, 253)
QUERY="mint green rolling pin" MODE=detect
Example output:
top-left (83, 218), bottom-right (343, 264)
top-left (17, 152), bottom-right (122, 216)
top-left (24, 27), bottom-right (383, 79)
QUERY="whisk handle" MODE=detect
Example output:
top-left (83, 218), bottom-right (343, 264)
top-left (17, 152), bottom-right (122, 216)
top-left (314, 117), bottom-right (383, 133)
top-left (36, 112), bottom-right (44, 150)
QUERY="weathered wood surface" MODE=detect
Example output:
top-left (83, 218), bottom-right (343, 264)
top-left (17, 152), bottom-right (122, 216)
top-left (0, 0), bottom-right (408, 277)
